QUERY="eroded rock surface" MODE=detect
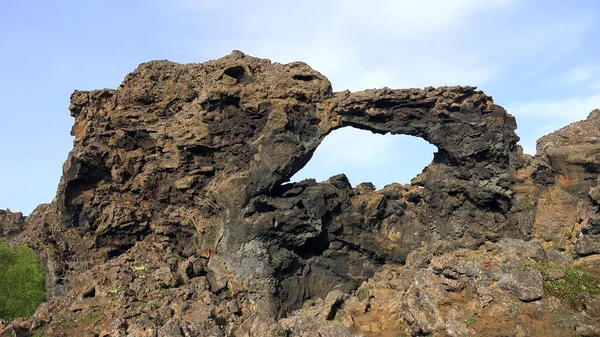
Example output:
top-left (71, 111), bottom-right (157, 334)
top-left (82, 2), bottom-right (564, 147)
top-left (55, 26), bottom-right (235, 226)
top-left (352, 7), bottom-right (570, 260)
top-left (0, 209), bottom-right (25, 239)
top-left (2, 51), bottom-right (600, 336)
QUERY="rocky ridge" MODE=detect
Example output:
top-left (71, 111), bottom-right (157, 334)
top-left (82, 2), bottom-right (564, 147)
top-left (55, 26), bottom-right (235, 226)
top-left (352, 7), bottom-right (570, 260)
top-left (1, 51), bottom-right (600, 336)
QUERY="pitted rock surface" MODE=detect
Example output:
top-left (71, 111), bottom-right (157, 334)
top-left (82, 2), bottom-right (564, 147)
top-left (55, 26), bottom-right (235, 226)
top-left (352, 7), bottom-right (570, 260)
top-left (0, 209), bottom-right (25, 239)
top-left (3, 51), bottom-right (600, 336)
top-left (536, 109), bottom-right (600, 257)
top-left (36, 51), bottom-right (522, 316)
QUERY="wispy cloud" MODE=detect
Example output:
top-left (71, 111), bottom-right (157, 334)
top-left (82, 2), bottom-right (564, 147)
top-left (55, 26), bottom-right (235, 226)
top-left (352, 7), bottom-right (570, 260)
top-left (174, 0), bottom-right (524, 90)
top-left (501, 19), bottom-right (594, 88)
top-left (564, 64), bottom-right (600, 84)
top-left (174, 0), bottom-right (594, 93)
top-left (508, 92), bottom-right (600, 154)
top-left (313, 128), bottom-right (395, 166)
top-left (510, 94), bottom-right (600, 120)
top-left (563, 64), bottom-right (600, 86)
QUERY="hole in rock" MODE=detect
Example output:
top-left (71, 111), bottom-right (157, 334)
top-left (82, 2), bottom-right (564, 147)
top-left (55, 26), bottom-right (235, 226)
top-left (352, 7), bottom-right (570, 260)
top-left (292, 74), bottom-right (315, 81)
top-left (223, 65), bottom-right (245, 80)
top-left (290, 127), bottom-right (437, 188)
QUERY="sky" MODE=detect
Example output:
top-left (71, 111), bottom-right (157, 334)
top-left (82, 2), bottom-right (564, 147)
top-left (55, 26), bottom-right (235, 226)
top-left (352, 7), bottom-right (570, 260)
top-left (1, 0), bottom-right (600, 215)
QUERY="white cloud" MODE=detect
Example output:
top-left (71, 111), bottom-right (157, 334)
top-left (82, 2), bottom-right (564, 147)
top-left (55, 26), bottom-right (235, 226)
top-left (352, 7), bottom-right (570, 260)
top-left (289, 128), bottom-right (437, 186)
top-left (315, 128), bottom-right (394, 166)
top-left (509, 94), bottom-right (600, 121)
top-left (501, 19), bottom-right (594, 87)
top-left (172, 0), bottom-right (598, 95)
top-left (176, 0), bottom-right (595, 96)
top-left (175, 0), bottom-right (526, 90)
top-left (564, 64), bottom-right (600, 84)
top-left (509, 93), bottom-right (600, 155)
top-left (329, 0), bottom-right (516, 39)
top-left (257, 0), bottom-right (514, 90)
top-left (519, 122), bottom-right (571, 155)
top-left (510, 60), bottom-right (600, 154)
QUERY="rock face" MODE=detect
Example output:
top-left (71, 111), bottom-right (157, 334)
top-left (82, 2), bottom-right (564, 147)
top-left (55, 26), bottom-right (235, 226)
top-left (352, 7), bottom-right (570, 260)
top-left (0, 210), bottom-right (25, 240)
top-left (2, 51), bottom-right (600, 336)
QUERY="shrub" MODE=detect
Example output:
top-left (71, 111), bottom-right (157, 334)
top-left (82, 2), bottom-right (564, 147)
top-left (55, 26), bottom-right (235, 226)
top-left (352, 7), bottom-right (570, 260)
top-left (0, 240), bottom-right (46, 321)
top-left (524, 261), bottom-right (600, 303)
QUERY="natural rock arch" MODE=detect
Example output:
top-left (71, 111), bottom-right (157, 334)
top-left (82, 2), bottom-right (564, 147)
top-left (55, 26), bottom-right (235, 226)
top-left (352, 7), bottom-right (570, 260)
top-left (37, 51), bottom-right (523, 317)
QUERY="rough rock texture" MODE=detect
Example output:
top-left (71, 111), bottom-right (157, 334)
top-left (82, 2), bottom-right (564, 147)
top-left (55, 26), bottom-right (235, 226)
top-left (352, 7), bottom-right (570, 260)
top-left (2, 51), bottom-right (600, 336)
top-left (537, 109), bottom-right (600, 194)
top-left (0, 209), bottom-right (25, 240)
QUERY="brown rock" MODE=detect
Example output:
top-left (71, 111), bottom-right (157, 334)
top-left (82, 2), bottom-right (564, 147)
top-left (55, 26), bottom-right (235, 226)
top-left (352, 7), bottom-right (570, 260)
top-left (0, 209), bottom-right (25, 239)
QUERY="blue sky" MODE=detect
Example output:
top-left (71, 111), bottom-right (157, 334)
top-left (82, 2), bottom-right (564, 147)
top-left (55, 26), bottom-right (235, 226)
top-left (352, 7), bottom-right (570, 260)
top-left (1, 0), bottom-right (600, 214)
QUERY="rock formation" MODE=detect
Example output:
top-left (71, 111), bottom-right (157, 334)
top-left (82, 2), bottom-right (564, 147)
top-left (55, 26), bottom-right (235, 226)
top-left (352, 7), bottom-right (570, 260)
top-left (1, 51), bottom-right (600, 336)
top-left (0, 210), bottom-right (25, 240)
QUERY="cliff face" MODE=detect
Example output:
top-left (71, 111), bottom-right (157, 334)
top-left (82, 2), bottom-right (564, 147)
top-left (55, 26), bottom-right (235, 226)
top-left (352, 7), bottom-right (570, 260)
top-left (1, 52), bottom-right (600, 337)
top-left (0, 210), bottom-right (24, 240)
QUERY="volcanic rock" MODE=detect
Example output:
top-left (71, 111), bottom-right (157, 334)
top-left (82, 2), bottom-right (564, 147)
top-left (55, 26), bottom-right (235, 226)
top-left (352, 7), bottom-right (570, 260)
top-left (2, 51), bottom-right (600, 336)
top-left (0, 209), bottom-right (25, 239)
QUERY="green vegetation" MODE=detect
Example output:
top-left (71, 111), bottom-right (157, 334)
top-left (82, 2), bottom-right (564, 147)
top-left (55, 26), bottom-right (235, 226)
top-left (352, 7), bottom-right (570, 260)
top-left (0, 240), bottom-right (46, 321)
top-left (133, 265), bottom-right (150, 273)
top-left (51, 315), bottom-right (74, 329)
top-left (133, 265), bottom-right (151, 280)
top-left (81, 311), bottom-right (99, 322)
top-left (552, 312), bottom-right (584, 329)
top-left (107, 284), bottom-right (122, 295)
top-left (132, 301), bottom-right (148, 308)
top-left (507, 303), bottom-right (522, 319)
top-left (457, 316), bottom-right (477, 326)
top-left (524, 261), bottom-right (600, 303)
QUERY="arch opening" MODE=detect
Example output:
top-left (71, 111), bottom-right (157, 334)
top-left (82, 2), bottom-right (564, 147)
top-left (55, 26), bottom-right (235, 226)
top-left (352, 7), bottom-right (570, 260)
top-left (290, 126), bottom-right (438, 189)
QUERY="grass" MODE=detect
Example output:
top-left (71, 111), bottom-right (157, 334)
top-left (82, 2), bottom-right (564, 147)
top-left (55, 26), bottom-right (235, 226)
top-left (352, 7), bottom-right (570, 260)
top-left (457, 316), bottom-right (476, 326)
top-left (133, 265), bottom-right (151, 280)
top-left (133, 265), bottom-right (150, 273)
top-left (107, 284), bottom-right (122, 295)
top-left (132, 301), bottom-right (148, 308)
top-left (0, 240), bottom-right (46, 321)
top-left (81, 311), bottom-right (99, 322)
top-left (524, 261), bottom-right (600, 303)
top-left (51, 316), bottom-right (74, 329)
